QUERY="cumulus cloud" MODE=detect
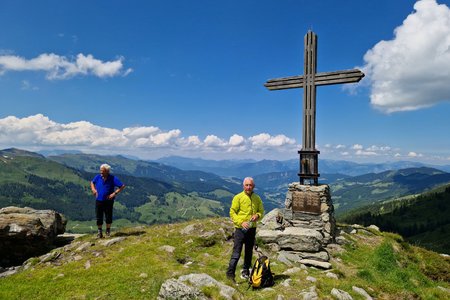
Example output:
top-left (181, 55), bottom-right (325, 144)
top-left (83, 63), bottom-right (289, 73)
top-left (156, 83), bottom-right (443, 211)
top-left (0, 114), bottom-right (298, 159)
top-left (249, 133), bottom-right (296, 148)
top-left (351, 144), bottom-right (364, 150)
top-left (362, 0), bottom-right (450, 113)
top-left (229, 134), bottom-right (245, 147)
top-left (0, 53), bottom-right (132, 79)
top-left (407, 151), bottom-right (423, 158)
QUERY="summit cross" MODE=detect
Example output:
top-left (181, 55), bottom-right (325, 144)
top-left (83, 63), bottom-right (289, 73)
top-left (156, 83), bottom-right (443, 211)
top-left (264, 31), bottom-right (364, 185)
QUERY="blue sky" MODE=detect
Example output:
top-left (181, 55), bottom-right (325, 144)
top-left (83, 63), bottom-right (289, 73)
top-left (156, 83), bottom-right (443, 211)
top-left (0, 0), bottom-right (449, 165)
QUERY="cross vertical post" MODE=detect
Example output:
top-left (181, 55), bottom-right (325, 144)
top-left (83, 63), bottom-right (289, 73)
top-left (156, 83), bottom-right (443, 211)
top-left (300, 31), bottom-right (319, 185)
top-left (264, 31), bottom-right (364, 185)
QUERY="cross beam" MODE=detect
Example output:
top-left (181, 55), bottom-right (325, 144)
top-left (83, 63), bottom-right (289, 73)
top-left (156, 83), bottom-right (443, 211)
top-left (264, 69), bottom-right (364, 90)
top-left (264, 31), bottom-right (364, 185)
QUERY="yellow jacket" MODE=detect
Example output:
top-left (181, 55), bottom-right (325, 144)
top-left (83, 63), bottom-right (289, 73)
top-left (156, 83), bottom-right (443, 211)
top-left (230, 191), bottom-right (264, 228)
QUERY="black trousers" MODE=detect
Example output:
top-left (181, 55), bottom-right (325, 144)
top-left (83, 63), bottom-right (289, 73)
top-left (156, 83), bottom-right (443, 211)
top-left (95, 200), bottom-right (114, 226)
top-left (226, 227), bottom-right (256, 277)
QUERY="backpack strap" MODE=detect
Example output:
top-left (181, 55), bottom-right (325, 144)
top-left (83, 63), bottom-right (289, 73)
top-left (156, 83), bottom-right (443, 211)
top-left (254, 244), bottom-right (265, 258)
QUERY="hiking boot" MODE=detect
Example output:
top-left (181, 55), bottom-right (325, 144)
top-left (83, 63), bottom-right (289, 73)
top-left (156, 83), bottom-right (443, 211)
top-left (226, 274), bottom-right (236, 283)
top-left (106, 229), bottom-right (111, 237)
top-left (97, 230), bottom-right (103, 238)
top-left (240, 269), bottom-right (250, 279)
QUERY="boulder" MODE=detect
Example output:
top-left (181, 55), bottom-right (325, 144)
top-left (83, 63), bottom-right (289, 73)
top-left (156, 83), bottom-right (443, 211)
top-left (0, 206), bottom-right (66, 267)
top-left (257, 227), bottom-right (323, 252)
top-left (158, 273), bottom-right (242, 300)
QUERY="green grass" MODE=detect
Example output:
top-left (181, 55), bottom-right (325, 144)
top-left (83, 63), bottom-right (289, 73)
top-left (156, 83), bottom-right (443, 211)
top-left (1, 219), bottom-right (449, 299)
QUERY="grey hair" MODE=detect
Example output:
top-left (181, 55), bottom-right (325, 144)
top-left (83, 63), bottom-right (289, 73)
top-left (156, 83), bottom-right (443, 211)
top-left (100, 164), bottom-right (111, 172)
top-left (243, 177), bottom-right (254, 185)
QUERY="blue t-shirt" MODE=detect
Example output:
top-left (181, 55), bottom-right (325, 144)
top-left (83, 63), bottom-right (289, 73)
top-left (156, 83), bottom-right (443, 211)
top-left (92, 174), bottom-right (124, 201)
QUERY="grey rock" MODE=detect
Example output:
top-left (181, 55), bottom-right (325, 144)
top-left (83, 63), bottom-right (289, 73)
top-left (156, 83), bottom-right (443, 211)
top-left (281, 278), bottom-right (292, 287)
top-left (282, 267), bottom-right (302, 275)
top-left (352, 286), bottom-right (373, 299)
top-left (300, 259), bottom-right (332, 269)
top-left (100, 237), bottom-right (125, 247)
top-left (331, 288), bottom-right (353, 300)
top-left (157, 278), bottom-right (206, 300)
top-left (0, 266), bottom-right (20, 278)
top-left (40, 251), bottom-right (61, 263)
top-left (367, 225), bottom-right (380, 231)
top-left (180, 224), bottom-right (198, 235)
top-left (257, 227), bottom-right (323, 252)
top-left (299, 286), bottom-right (318, 300)
top-left (158, 273), bottom-right (242, 300)
top-left (84, 260), bottom-right (91, 270)
top-left (75, 242), bottom-right (92, 252)
top-left (277, 252), bottom-right (294, 266)
top-left (437, 286), bottom-right (450, 293)
top-left (326, 272), bottom-right (339, 279)
top-left (0, 206), bottom-right (66, 267)
top-left (178, 273), bottom-right (240, 300)
top-left (159, 245), bottom-right (176, 253)
top-left (259, 208), bottom-right (288, 231)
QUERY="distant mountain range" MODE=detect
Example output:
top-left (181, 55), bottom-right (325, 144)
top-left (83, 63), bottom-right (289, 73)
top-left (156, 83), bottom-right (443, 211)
top-left (3, 148), bottom-right (450, 245)
top-left (154, 155), bottom-right (450, 177)
top-left (47, 153), bottom-right (242, 193)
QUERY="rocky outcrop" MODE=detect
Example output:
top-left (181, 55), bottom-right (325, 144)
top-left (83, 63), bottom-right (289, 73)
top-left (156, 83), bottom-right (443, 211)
top-left (0, 206), bottom-right (67, 267)
top-left (158, 273), bottom-right (242, 300)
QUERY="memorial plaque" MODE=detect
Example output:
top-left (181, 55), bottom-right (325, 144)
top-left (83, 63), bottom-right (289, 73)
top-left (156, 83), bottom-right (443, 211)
top-left (292, 191), bottom-right (321, 214)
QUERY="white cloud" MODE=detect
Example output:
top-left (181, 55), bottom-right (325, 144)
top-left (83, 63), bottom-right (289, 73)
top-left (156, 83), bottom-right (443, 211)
top-left (0, 114), bottom-right (303, 160)
top-left (2, 114), bottom-right (448, 163)
top-left (407, 151), bottom-right (423, 158)
top-left (229, 134), bottom-right (245, 146)
top-left (0, 53), bottom-right (132, 79)
top-left (366, 145), bottom-right (391, 152)
top-left (351, 144), bottom-right (364, 150)
top-left (249, 133), bottom-right (296, 148)
top-left (21, 80), bottom-right (38, 90)
top-left (204, 135), bottom-right (227, 147)
top-left (362, 0), bottom-right (450, 113)
top-left (355, 149), bottom-right (378, 156)
top-left (185, 136), bottom-right (202, 146)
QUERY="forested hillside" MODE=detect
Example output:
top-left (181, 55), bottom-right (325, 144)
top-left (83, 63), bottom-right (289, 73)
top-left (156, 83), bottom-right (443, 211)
top-left (340, 184), bottom-right (450, 254)
top-left (0, 149), bottom-right (240, 232)
top-left (331, 167), bottom-right (450, 214)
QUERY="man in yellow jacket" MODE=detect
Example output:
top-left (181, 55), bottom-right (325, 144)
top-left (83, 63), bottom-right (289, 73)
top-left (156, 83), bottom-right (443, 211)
top-left (226, 177), bottom-right (264, 282)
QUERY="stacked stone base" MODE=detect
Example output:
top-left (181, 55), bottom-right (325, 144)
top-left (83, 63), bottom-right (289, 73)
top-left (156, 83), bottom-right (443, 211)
top-left (257, 183), bottom-right (335, 269)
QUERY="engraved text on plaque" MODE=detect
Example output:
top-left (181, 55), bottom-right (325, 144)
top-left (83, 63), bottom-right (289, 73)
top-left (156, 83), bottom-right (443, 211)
top-left (292, 191), bottom-right (321, 214)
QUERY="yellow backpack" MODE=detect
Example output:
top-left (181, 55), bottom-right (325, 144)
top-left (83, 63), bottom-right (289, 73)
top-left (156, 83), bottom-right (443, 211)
top-left (249, 255), bottom-right (274, 289)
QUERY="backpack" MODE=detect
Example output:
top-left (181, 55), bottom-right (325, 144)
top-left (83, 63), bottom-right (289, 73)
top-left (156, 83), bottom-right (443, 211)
top-left (249, 255), bottom-right (274, 289)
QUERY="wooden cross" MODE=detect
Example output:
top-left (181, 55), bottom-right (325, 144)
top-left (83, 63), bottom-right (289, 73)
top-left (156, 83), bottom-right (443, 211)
top-left (264, 31), bottom-right (364, 185)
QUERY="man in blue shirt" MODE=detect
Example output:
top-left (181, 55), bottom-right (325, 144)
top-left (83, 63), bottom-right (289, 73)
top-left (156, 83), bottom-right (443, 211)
top-left (90, 164), bottom-right (125, 238)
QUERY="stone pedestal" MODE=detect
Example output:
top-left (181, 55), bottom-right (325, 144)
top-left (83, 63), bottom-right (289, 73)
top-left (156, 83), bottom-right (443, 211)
top-left (284, 183), bottom-right (335, 245)
top-left (257, 183), bottom-right (336, 268)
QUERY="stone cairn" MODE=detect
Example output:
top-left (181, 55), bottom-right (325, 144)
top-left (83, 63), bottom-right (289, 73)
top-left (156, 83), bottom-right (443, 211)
top-left (257, 183), bottom-right (336, 269)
